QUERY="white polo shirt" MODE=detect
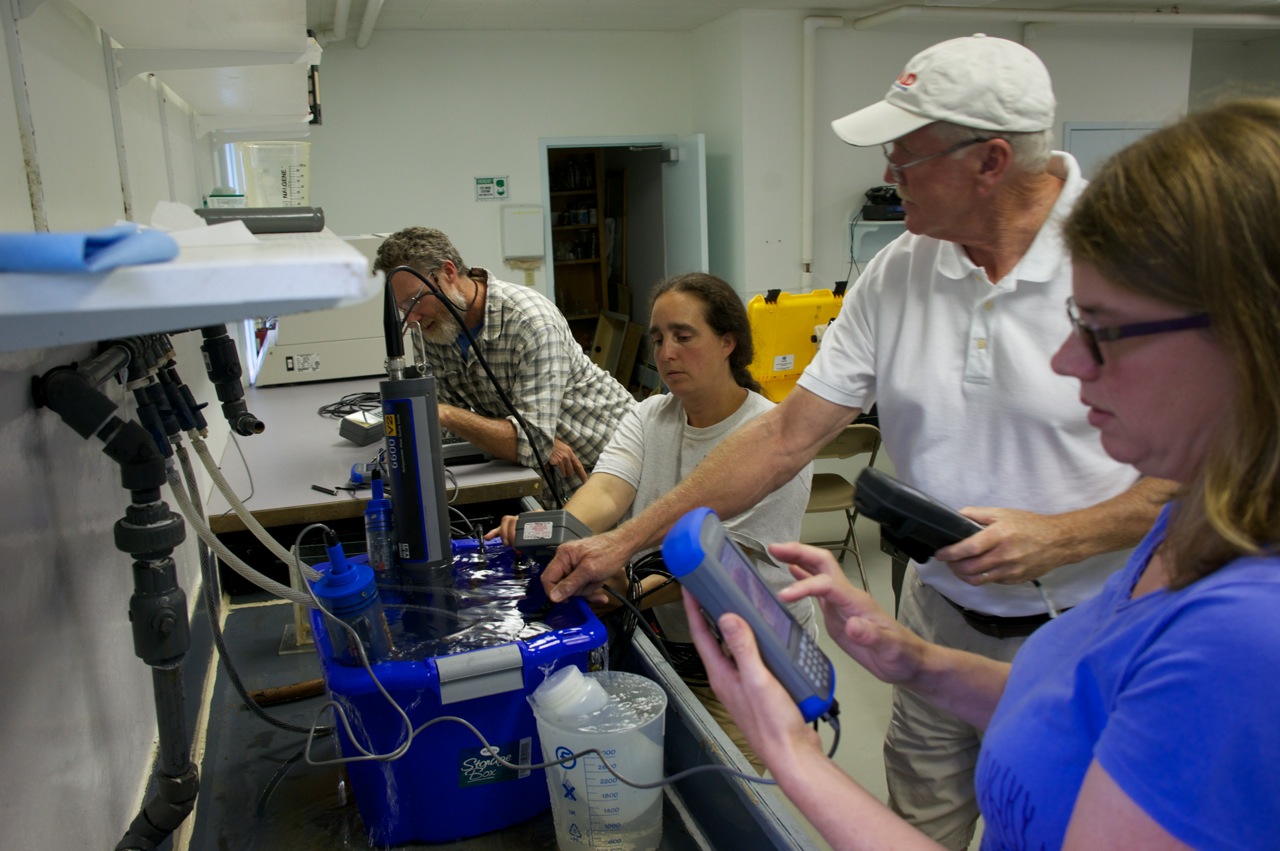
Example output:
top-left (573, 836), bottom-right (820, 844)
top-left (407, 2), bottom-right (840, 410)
top-left (798, 152), bottom-right (1140, 616)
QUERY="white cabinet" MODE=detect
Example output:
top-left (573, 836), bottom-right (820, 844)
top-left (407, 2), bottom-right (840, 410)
top-left (0, 231), bottom-right (380, 353)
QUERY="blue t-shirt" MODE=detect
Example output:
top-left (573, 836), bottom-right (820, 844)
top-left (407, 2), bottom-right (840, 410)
top-left (977, 504), bottom-right (1280, 849)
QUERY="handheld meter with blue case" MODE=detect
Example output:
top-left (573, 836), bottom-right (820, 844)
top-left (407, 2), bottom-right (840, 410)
top-left (661, 507), bottom-right (836, 722)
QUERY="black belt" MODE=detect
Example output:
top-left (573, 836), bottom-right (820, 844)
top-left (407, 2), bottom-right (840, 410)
top-left (940, 595), bottom-right (1065, 639)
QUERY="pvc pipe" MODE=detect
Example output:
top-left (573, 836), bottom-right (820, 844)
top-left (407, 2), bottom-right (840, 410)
top-left (802, 16), bottom-right (845, 292)
top-left (853, 5), bottom-right (1280, 30)
top-left (313, 0), bottom-right (352, 44)
top-left (356, 0), bottom-right (385, 49)
top-left (332, 0), bottom-right (351, 41)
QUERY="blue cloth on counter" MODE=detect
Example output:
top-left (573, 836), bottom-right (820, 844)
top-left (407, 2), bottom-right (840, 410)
top-left (0, 224), bottom-right (179, 273)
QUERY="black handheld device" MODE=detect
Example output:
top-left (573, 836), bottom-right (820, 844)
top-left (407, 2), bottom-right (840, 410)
top-left (512, 509), bottom-right (594, 618)
top-left (661, 508), bottom-right (835, 722)
top-left (513, 509), bottom-right (593, 558)
top-left (853, 467), bottom-right (983, 563)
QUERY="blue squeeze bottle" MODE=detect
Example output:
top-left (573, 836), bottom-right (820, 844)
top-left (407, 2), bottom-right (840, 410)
top-left (313, 530), bottom-right (393, 665)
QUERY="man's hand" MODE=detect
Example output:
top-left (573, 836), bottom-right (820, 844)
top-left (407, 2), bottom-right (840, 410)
top-left (547, 438), bottom-right (588, 482)
top-left (484, 513), bottom-right (524, 548)
top-left (541, 530), bottom-right (632, 605)
top-left (936, 507), bottom-right (1082, 585)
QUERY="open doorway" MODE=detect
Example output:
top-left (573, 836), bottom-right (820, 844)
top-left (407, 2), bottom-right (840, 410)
top-left (540, 135), bottom-right (707, 392)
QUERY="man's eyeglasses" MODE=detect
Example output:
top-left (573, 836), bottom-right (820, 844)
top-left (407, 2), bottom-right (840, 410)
top-left (881, 137), bottom-right (992, 183)
top-left (1066, 296), bottom-right (1211, 366)
top-left (396, 272), bottom-right (438, 314)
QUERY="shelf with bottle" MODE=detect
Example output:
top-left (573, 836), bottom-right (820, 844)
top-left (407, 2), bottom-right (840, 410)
top-left (547, 147), bottom-right (610, 340)
top-left (548, 154), bottom-right (598, 193)
top-left (551, 207), bottom-right (599, 230)
top-left (552, 229), bottom-right (600, 264)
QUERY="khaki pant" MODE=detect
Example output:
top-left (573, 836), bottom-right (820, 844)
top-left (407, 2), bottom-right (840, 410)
top-left (885, 566), bottom-right (1026, 851)
top-left (688, 684), bottom-right (765, 774)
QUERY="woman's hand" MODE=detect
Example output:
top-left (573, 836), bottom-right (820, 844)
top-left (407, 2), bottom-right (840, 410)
top-left (769, 541), bottom-right (929, 686)
top-left (483, 513), bottom-right (523, 548)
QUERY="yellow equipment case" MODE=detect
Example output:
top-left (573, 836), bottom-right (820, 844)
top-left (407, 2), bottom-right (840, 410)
top-left (747, 284), bottom-right (846, 402)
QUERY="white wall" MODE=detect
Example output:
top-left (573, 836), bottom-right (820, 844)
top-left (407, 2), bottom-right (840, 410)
top-left (1, 2), bottom-right (226, 847)
top-left (809, 22), bottom-right (1197, 293)
top-left (738, 11), bottom-right (806, 300)
top-left (308, 29), bottom-right (697, 300)
top-left (309, 12), bottom-right (814, 307)
top-left (1190, 33), bottom-right (1280, 104)
top-left (691, 13), bottom-right (748, 292)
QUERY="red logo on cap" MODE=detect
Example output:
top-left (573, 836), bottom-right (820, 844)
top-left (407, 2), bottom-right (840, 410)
top-left (896, 72), bottom-right (917, 87)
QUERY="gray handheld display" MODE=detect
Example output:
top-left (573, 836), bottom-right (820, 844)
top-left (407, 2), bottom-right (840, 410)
top-left (661, 507), bottom-right (835, 722)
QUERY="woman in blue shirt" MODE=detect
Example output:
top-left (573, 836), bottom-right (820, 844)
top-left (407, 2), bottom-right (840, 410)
top-left (685, 98), bottom-right (1280, 849)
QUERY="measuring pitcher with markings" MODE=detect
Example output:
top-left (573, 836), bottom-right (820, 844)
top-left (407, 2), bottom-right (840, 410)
top-left (235, 141), bottom-right (310, 207)
top-left (529, 667), bottom-right (666, 850)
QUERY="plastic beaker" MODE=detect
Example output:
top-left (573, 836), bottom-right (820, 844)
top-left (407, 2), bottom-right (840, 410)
top-left (530, 668), bottom-right (666, 851)
top-left (236, 141), bottom-right (311, 207)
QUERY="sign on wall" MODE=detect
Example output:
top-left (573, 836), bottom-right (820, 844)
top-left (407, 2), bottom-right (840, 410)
top-left (475, 176), bottom-right (509, 201)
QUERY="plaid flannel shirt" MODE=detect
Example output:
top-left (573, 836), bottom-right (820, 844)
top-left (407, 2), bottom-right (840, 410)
top-left (414, 271), bottom-right (635, 498)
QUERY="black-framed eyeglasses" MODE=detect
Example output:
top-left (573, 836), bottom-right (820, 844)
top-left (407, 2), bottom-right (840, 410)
top-left (881, 137), bottom-right (992, 183)
top-left (1066, 296), bottom-right (1211, 366)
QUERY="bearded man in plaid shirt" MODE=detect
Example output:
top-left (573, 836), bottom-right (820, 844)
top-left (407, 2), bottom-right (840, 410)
top-left (376, 227), bottom-right (635, 504)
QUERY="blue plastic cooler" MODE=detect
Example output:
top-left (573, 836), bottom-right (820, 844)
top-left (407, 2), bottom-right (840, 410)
top-left (311, 567), bottom-right (607, 845)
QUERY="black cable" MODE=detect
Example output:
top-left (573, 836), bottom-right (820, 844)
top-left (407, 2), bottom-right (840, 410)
top-left (386, 265), bottom-right (566, 508)
top-left (610, 551), bottom-right (673, 668)
top-left (847, 209), bottom-right (864, 281)
top-left (316, 392), bottom-right (381, 419)
top-left (605, 565), bottom-right (642, 670)
top-left (200, 560), bottom-right (332, 737)
top-left (253, 745), bottom-right (307, 818)
top-left (602, 583), bottom-right (678, 672)
top-left (638, 574), bottom-right (678, 602)
top-left (823, 703), bottom-right (842, 760)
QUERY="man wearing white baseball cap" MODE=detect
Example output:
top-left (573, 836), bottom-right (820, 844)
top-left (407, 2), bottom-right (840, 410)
top-left (538, 34), bottom-right (1171, 848)
top-left (812, 34), bottom-right (1172, 848)
top-left (829, 32), bottom-right (1057, 146)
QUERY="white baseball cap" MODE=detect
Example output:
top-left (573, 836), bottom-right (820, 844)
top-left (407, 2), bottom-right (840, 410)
top-left (831, 34), bottom-right (1056, 147)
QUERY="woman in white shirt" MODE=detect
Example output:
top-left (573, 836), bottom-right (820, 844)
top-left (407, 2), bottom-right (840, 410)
top-left (491, 272), bottom-right (813, 767)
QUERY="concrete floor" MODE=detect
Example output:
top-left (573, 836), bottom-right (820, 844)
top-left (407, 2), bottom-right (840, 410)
top-left (794, 453), bottom-right (984, 851)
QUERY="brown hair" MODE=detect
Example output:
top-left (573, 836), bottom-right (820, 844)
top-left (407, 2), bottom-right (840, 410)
top-left (1063, 98), bottom-right (1280, 587)
top-left (649, 273), bottom-right (762, 394)
top-left (373, 227), bottom-right (470, 277)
